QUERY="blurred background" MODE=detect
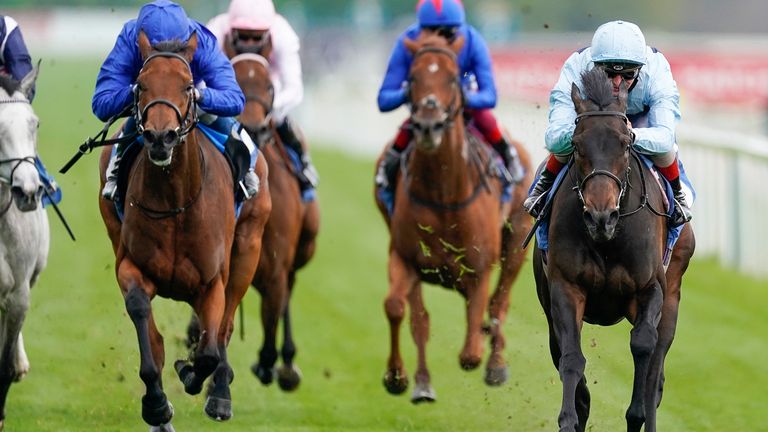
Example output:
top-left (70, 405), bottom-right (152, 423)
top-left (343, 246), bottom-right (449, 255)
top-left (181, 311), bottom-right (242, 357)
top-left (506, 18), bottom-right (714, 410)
top-left (0, 2), bottom-right (765, 430)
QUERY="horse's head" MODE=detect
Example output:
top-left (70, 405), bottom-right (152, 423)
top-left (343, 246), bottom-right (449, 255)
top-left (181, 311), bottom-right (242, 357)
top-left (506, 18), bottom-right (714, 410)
top-left (570, 67), bottom-right (633, 242)
top-left (403, 32), bottom-right (464, 152)
top-left (0, 66), bottom-right (43, 212)
top-left (225, 29), bottom-right (273, 60)
top-left (134, 31), bottom-right (198, 166)
top-left (230, 54), bottom-right (274, 147)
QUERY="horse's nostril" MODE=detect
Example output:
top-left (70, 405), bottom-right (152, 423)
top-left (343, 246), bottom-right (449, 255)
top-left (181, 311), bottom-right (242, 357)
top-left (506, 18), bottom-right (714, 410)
top-left (143, 130), bottom-right (155, 144)
top-left (163, 130), bottom-right (179, 145)
top-left (608, 209), bottom-right (620, 226)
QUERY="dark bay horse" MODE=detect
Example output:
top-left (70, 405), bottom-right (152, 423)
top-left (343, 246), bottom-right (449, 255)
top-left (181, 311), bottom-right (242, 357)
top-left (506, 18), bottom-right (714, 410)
top-left (533, 67), bottom-right (695, 431)
top-left (225, 52), bottom-right (319, 391)
top-left (98, 32), bottom-right (271, 429)
top-left (374, 33), bottom-right (533, 403)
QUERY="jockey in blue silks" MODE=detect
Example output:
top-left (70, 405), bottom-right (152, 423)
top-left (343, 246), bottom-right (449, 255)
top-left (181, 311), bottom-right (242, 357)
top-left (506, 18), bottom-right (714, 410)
top-left (524, 20), bottom-right (693, 227)
top-left (93, 0), bottom-right (259, 201)
top-left (375, 0), bottom-right (523, 192)
top-left (1, 15), bottom-right (61, 204)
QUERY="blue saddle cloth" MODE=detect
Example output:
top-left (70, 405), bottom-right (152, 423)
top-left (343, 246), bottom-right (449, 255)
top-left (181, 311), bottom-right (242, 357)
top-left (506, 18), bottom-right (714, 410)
top-left (535, 155), bottom-right (694, 266)
top-left (376, 137), bottom-right (512, 216)
top-left (114, 123), bottom-right (247, 221)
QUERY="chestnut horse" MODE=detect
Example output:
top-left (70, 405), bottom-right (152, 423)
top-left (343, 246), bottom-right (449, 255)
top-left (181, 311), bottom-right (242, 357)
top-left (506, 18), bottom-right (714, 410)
top-left (98, 32), bottom-right (271, 429)
top-left (533, 67), bottom-right (695, 431)
top-left (226, 53), bottom-right (319, 391)
top-left (374, 33), bottom-right (533, 403)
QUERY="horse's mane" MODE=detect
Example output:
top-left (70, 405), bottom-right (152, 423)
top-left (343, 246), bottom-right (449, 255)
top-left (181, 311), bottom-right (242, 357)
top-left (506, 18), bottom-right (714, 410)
top-left (0, 74), bottom-right (21, 98)
top-left (580, 67), bottom-right (614, 110)
top-left (152, 40), bottom-right (189, 54)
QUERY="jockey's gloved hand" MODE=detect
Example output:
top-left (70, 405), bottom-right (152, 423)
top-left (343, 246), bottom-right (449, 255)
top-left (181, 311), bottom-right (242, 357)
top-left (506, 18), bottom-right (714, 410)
top-left (193, 87), bottom-right (203, 102)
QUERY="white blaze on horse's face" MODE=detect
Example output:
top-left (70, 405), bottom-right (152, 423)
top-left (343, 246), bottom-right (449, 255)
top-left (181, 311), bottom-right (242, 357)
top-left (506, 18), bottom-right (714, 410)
top-left (428, 63), bottom-right (439, 73)
top-left (0, 89), bottom-right (41, 204)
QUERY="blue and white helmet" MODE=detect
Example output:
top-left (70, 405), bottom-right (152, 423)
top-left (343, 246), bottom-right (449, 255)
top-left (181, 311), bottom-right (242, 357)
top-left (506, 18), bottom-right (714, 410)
top-left (417, 0), bottom-right (465, 28)
top-left (591, 20), bottom-right (647, 66)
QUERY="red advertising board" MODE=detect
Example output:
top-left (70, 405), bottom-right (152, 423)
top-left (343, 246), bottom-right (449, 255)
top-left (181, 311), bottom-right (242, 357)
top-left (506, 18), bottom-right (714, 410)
top-left (491, 47), bottom-right (768, 108)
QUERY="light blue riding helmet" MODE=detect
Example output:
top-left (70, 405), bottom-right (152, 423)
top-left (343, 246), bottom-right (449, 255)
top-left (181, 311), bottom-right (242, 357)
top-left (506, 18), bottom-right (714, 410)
top-left (136, 0), bottom-right (192, 46)
top-left (591, 20), bottom-right (647, 66)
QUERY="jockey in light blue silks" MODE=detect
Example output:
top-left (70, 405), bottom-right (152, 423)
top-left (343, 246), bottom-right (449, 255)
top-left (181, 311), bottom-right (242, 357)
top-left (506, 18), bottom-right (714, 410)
top-left (1, 15), bottom-right (61, 205)
top-left (93, 0), bottom-right (259, 201)
top-left (524, 20), bottom-right (693, 227)
top-left (375, 0), bottom-right (523, 192)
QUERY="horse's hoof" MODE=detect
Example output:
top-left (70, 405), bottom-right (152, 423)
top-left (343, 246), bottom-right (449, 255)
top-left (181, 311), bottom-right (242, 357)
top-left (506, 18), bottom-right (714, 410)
top-left (484, 365), bottom-right (509, 386)
top-left (382, 370), bottom-right (408, 395)
top-left (204, 396), bottom-right (232, 421)
top-left (142, 396), bottom-right (174, 427)
top-left (149, 422), bottom-right (176, 432)
top-left (459, 354), bottom-right (482, 371)
top-left (277, 364), bottom-right (302, 392)
top-left (410, 383), bottom-right (436, 404)
top-left (251, 362), bottom-right (275, 386)
top-left (174, 360), bottom-right (203, 395)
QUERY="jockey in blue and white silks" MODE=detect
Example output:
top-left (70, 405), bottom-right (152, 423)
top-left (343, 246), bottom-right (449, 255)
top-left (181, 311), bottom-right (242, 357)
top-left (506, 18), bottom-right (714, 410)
top-left (524, 20), bottom-right (693, 227)
top-left (375, 0), bottom-right (523, 192)
top-left (1, 15), bottom-right (60, 205)
top-left (93, 0), bottom-right (259, 201)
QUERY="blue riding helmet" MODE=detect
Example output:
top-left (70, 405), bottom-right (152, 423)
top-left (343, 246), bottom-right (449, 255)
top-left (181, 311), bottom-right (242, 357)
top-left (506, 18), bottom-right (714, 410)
top-left (417, 0), bottom-right (465, 28)
top-left (136, 0), bottom-right (192, 46)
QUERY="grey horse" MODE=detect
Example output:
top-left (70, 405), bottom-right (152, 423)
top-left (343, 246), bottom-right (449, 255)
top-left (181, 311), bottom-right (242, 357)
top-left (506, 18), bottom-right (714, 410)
top-left (0, 65), bottom-right (49, 430)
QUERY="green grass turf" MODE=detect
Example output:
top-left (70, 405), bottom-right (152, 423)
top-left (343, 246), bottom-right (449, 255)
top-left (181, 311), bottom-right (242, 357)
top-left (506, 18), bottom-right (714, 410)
top-left (4, 58), bottom-right (766, 431)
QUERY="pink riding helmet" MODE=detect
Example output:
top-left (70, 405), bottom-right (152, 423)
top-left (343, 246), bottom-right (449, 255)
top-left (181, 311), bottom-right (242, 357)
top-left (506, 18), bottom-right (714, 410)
top-left (228, 0), bottom-right (276, 31)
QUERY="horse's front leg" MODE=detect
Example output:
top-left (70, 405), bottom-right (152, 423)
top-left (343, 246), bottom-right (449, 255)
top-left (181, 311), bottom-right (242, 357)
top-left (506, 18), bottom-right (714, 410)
top-left (549, 279), bottom-right (587, 432)
top-left (175, 277), bottom-right (224, 397)
top-left (383, 250), bottom-right (418, 395)
top-left (625, 280), bottom-right (664, 432)
top-left (119, 261), bottom-right (173, 429)
top-left (408, 283), bottom-right (434, 403)
top-left (459, 272), bottom-right (491, 370)
top-left (251, 272), bottom-right (287, 387)
top-left (0, 284), bottom-right (30, 425)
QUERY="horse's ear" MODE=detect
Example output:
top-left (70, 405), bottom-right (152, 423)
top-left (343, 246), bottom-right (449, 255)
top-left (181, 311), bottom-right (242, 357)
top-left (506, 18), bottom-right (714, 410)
top-left (616, 80), bottom-right (628, 112)
top-left (403, 37), bottom-right (419, 55)
top-left (19, 59), bottom-right (40, 101)
top-left (138, 31), bottom-right (152, 60)
top-left (182, 31), bottom-right (198, 63)
top-left (450, 35), bottom-right (465, 54)
top-left (571, 82), bottom-right (586, 113)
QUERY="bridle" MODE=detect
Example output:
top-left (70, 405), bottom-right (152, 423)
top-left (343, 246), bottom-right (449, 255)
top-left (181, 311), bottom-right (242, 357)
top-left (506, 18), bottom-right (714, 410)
top-left (134, 52), bottom-right (198, 141)
top-left (231, 53), bottom-right (274, 146)
top-left (0, 97), bottom-right (40, 216)
top-left (571, 110), bottom-right (670, 219)
top-left (407, 46), bottom-right (463, 131)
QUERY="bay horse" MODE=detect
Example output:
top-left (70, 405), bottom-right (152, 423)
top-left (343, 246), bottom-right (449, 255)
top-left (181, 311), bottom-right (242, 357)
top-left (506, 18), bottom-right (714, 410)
top-left (98, 32), bottom-right (271, 430)
top-left (533, 67), bottom-right (695, 431)
top-left (0, 67), bottom-right (48, 430)
top-left (374, 32), bottom-right (533, 403)
top-left (201, 52), bottom-right (320, 391)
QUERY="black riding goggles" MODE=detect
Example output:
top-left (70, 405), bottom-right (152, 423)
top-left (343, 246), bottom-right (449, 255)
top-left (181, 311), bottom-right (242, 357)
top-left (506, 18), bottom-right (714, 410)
top-left (422, 25), bottom-right (459, 41)
top-left (597, 62), bottom-right (641, 80)
top-left (232, 30), bottom-right (270, 44)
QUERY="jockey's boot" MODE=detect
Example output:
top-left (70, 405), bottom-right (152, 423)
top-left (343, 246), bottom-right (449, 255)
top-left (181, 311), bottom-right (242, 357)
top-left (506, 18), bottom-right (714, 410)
top-left (669, 177), bottom-right (692, 227)
top-left (492, 137), bottom-right (524, 183)
top-left (226, 131), bottom-right (260, 200)
top-left (523, 168), bottom-right (557, 218)
top-left (101, 145), bottom-right (123, 201)
top-left (375, 147), bottom-right (402, 191)
top-left (277, 118), bottom-right (319, 191)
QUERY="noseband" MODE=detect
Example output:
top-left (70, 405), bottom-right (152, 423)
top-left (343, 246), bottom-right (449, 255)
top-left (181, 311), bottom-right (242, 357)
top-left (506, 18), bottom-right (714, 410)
top-left (572, 110), bottom-right (631, 211)
top-left (231, 54), bottom-right (275, 145)
top-left (134, 52), bottom-right (198, 140)
top-left (407, 46), bottom-right (462, 127)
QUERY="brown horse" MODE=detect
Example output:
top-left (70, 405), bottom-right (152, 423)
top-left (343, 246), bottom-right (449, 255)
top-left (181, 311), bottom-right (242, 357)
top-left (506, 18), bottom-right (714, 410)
top-left (532, 67), bottom-right (695, 431)
top-left (374, 32), bottom-right (533, 403)
top-left (226, 52), bottom-right (319, 391)
top-left (98, 32), bottom-right (271, 429)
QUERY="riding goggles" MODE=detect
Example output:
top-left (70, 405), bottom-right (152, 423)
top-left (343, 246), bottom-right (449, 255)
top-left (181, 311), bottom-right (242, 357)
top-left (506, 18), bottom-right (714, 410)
top-left (596, 62), bottom-right (641, 80)
top-left (422, 25), bottom-right (459, 41)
